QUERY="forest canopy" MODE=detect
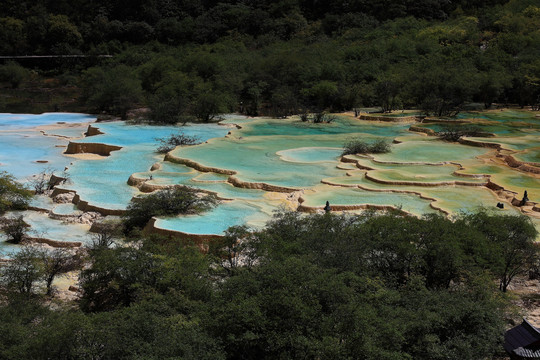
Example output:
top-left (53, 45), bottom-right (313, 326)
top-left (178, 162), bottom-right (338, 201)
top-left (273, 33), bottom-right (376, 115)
top-left (1, 210), bottom-right (536, 359)
top-left (0, 0), bottom-right (539, 116)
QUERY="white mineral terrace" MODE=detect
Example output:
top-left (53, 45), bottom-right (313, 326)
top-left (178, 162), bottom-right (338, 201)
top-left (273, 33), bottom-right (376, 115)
top-left (0, 110), bottom-right (539, 253)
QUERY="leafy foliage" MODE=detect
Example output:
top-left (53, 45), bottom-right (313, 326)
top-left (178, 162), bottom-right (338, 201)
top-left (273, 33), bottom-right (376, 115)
top-left (2, 0), bottom-right (540, 116)
top-left (0, 61), bottom-right (30, 89)
top-left (437, 124), bottom-right (486, 141)
top-left (1, 210), bottom-right (536, 358)
top-left (342, 138), bottom-right (392, 155)
top-left (0, 215), bottom-right (27, 244)
top-left (81, 65), bottom-right (143, 119)
top-left (0, 171), bottom-right (31, 214)
top-left (155, 132), bottom-right (201, 153)
top-left (122, 186), bottom-right (218, 233)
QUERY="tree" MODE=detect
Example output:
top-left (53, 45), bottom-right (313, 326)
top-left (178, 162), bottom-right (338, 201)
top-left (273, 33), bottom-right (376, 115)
top-left (89, 222), bottom-right (122, 250)
top-left (0, 171), bottom-right (31, 214)
top-left (0, 245), bottom-right (44, 296)
top-left (436, 124), bottom-right (484, 142)
top-left (79, 246), bottom-right (158, 311)
top-left (303, 80), bottom-right (339, 111)
top-left (0, 61), bottom-right (30, 89)
top-left (414, 61), bottom-right (478, 117)
top-left (41, 248), bottom-right (82, 296)
top-left (0, 215), bottom-right (28, 244)
top-left (28, 168), bottom-right (54, 195)
top-left (376, 79), bottom-right (401, 113)
top-left (81, 65), bottom-right (143, 119)
top-left (155, 132), bottom-right (201, 153)
top-left (149, 86), bottom-right (190, 124)
top-left (461, 211), bottom-right (538, 292)
top-left (0, 17), bottom-right (26, 55)
top-left (147, 71), bottom-right (193, 124)
top-left (191, 91), bottom-right (228, 122)
top-left (209, 225), bottom-right (257, 276)
top-left (122, 187), bottom-right (218, 233)
top-left (46, 14), bottom-right (82, 53)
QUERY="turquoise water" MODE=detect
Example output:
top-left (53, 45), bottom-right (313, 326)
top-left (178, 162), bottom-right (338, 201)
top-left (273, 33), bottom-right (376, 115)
top-left (154, 200), bottom-right (270, 235)
top-left (52, 204), bottom-right (82, 216)
top-left (0, 113), bottom-right (95, 130)
top-left (0, 133), bottom-right (72, 179)
top-left (515, 148), bottom-right (540, 164)
top-left (1, 111), bottom-right (540, 239)
top-left (0, 113), bottom-right (94, 180)
top-left (0, 210), bottom-right (92, 256)
top-left (63, 122), bottom-right (231, 209)
top-left (302, 185), bottom-right (436, 216)
top-left (238, 117), bottom-right (410, 137)
top-left (277, 147), bottom-right (342, 163)
top-left (374, 140), bottom-right (488, 164)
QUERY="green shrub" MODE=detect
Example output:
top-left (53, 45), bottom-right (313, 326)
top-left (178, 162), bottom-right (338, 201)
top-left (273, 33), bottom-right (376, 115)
top-left (342, 138), bottom-right (391, 156)
top-left (0, 215), bottom-right (28, 243)
top-left (0, 171), bottom-right (31, 214)
top-left (0, 62), bottom-right (29, 89)
top-left (122, 186), bottom-right (218, 233)
top-left (437, 124), bottom-right (485, 142)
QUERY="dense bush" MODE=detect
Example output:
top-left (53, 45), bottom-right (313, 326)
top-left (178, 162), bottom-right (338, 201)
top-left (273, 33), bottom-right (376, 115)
top-left (2, 210), bottom-right (535, 359)
top-left (2, 1), bottom-right (540, 115)
top-left (122, 186), bottom-right (218, 233)
top-left (0, 62), bottom-right (30, 89)
top-left (437, 124), bottom-right (487, 142)
top-left (0, 171), bottom-right (31, 214)
top-left (0, 215), bottom-right (27, 243)
top-left (342, 138), bottom-right (391, 155)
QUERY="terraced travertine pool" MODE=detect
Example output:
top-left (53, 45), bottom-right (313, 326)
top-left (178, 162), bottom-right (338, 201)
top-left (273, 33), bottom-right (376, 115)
top-left (0, 110), bottom-right (539, 249)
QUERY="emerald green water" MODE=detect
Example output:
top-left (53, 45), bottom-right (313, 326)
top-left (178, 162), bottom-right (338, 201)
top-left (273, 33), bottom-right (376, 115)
top-left (301, 184), bottom-right (436, 216)
top-left (373, 140), bottom-right (488, 164)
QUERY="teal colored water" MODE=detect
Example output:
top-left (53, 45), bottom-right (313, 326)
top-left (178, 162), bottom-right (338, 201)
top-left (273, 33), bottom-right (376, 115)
top-left (159, 162), bottom-right (198, 173)
top-left (29, 195), bottom-right (56, 211)
top-left (373, 140), bottom-right (488, 164)
top-left (183, 182), bottom-right (267, 200)
top-left (277, 147), bottom-right (342, 163)
top-left (239, 117), bottom-right (409, 138)
top-left (136, 169), bottom-right (267, 201)
top-left (0, 113), bottom-right (94, 180)
top-left (302, 185), bottom-right (436, 216)
top-left (173, 137), bottom-right (346, 188)
top-left (2, 112), bottom-right (540, 240)
top-left (0, 132), bottom-right (72, 180)
top-left (52, 204), bottom-right (82, 216)
top-left (192, 172), bottom-right (229, 182)
top-left (64, 122), bottom-right (230, 209)
top-left (514, 149), bottom-right (540, 164)
top-left (154, 200), bottom-right (270, 235)
top-left (136, 171), bottom-right (198, 185)
top-left (43, 125), bottom-right (89, 138)
top-left (368, 167), bottom-right (485, 184)
top-left (76, 122), bottom-right (230, 147)
top-left (0, 211), bottom-right (92, 246)
top-left (0, 113), bottom-right (95, 130)
top-left (23, 211), bottom-right (92, 243)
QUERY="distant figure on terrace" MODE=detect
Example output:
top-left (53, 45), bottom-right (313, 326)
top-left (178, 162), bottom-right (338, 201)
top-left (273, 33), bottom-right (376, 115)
top-left (324, 201), bottom-right (331, 213)
top-left (520, 190), bottom-right (529, 206)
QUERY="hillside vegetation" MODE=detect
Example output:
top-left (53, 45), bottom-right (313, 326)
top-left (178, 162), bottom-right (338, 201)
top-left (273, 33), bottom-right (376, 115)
top-left (1, 210), bottom-right (537, 359)
top-left (0, 0), bottom-right (539, 117)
